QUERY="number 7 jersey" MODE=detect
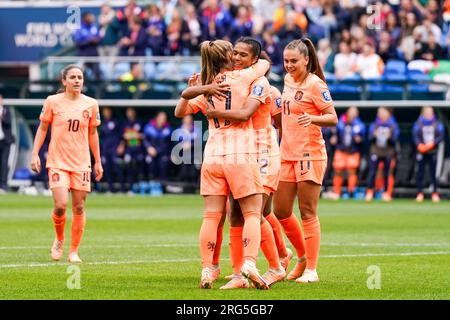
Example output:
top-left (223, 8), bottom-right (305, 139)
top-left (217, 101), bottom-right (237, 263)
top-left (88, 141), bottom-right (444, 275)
top-left (280, 73), bottom-right (333, 161)
top-left (40, 93), bottom-right (101, 172)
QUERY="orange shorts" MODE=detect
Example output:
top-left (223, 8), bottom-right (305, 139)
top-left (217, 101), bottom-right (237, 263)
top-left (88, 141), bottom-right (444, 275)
top-left (279, 160), bottom-right (327, 185)
top-left (333, 150), bottom-right (361, 170)
top-left (48, 168), bottom-right (91, 192)
top-left (258, 155), bottom-right (281, 194)
top-left (200, 154), bottom-right (264, 199)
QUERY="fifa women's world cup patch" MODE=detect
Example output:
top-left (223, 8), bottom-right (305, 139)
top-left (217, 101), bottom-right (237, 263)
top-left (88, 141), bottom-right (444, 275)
top-left (252, 85), bottom-right (264, 96)
top-left (276, 97), bottom-right (282, 108)
top-left (321, 91), bottom-right (332, 102)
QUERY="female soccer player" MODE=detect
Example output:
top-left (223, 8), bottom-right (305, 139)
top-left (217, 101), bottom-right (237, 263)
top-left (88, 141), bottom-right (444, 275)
top-left (175, 39), bottom-right (270, 289)
top-left (331, 106), bottom-right (365, 199)
top-left (205, 37), bottom-right (289, 289)
top-left (30, 64), bottom-right (103, 263)
top-left (413, 106), bottom-right (444, 202)
top-left (365, 107), bottom-right (399, 202)
top-left (274, 38), bottom-right (337, 283)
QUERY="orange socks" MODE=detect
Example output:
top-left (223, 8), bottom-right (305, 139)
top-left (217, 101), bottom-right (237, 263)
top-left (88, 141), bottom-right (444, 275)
top-left (70, 214), bottom-right (86, 253)
top-left (212, 225), bottom-right (224, 266)
top-left (265, 212), bottom-right (288, 258)
top-left (279, 214), bottom-right (306, 258)
top-left (333, 175), bottom-right (343, 195)
top-left (52, 211), bottom-right (66, 241)
top-left (348, 174), bottom-right (358, 194)
top-left (242, 211), bottom-right (261, 263)
top-left (387, 175), bottom-right (395, 196)
top-left (199, 212), bottom-right (222, 269)
top-left (260, 219), bottom-right (280, 269)
top-left (302, 216), bottom-right (321, 270)
top-left (229, 226), bottom-right (244, 274)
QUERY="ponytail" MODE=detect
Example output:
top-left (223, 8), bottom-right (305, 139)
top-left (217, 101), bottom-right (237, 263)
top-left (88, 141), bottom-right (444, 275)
top-left (285, 38), bottom-right (326, 82)
top-left (200, 40), bottom-right (233, 85)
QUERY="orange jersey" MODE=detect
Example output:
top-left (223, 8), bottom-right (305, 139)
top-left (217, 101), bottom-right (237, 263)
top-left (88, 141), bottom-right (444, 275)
top-left (280, 73), bottom-right (333, 161)
top-left (40, 93), bottom-right (101, 172)
top-left (187, 66), bottom-right (261, 157)
top-left (270, 85), bottom-right (282, 118)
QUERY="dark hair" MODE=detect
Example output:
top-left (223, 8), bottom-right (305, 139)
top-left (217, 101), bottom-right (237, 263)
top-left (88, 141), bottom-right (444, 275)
top-left (235, 37), bottom-right (262, 59)
top-left (56, 64), bottom-right (84, 94)
top-left (284, 38), bottom-right (326, 82)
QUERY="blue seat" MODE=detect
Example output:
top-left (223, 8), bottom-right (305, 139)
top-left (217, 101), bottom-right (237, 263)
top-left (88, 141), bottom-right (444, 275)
top-left (112, 62), bottom-right (130, 79)
top-left (409, 84), bottom-right (445, 100)
top-left (340, 74), bottom-right (362, 82)
top-left (383, 73), bottom-right (407, 81)
top-left (385, 60), bottom-right (407, 74)
top-left (368, 84), bottom-right (404, 100)
top-left (407, 72), bottom-right (430, 82)
top-left (409, 84), bottom-right (428, 92)
top-left (325, 73), bottom-right (336, 82)
top-left (329, 84), bottom-right (362, 100)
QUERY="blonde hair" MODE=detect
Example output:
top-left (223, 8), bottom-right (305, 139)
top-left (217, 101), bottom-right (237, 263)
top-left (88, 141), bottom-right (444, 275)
top-left (199, 40), bottom-right (233, 85)
top-left (285, 38), bottom-right (326, 82)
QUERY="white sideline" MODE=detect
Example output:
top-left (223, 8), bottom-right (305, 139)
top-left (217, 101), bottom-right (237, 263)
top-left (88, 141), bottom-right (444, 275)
top-left (1, 242), bottom-right (450, 250)
top-left (0, 251), bottom-right (449, 269)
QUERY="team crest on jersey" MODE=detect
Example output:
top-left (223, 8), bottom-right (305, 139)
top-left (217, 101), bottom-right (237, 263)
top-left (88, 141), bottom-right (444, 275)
top-left (276, 97), bottom-right (282, 108)
top-left (295, 90), bottom-right (303, 101)
top-left (83, 110), bottom-right (90, 120)
top-left (252, 85), bottom-right (264, 96)
top-left (322, 90), bottom-right (332, 102)
top-left (52, 173), bottom-right (60, 182)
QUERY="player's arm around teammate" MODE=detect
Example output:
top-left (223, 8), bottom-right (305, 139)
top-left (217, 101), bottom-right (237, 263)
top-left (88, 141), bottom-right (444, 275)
top-left (30, 64), bottom-right (102, 264)
top-left (274, 38), bottom-right (337, 284)
top-left (175, 40), bottom-right (270, 289)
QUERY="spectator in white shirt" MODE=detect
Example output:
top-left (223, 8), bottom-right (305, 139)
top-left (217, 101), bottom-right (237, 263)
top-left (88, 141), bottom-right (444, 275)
top-left (334, 41), bottom-right (357, 79)
top-left (354, 41), bottom-right (384, 79)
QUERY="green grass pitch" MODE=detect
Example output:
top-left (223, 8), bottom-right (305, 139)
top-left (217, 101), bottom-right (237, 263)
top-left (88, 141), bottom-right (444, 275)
top-left (0, 194), bottom-right (449, 300)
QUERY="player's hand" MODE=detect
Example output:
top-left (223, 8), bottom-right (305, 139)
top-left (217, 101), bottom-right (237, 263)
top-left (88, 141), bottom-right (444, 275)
top-left (425, 142), bottom-right (435, 152)
top-left (188, 73), bottom-right (200, 87)
top-left (205, 104), bottom-right (218, 119)
top-left (147, 146), bottom-right (157, 157)
top-left (417, 143), bottom-right (428, 153)
top-left (206, 83), bottom-right (230, 100)
top-left (30, 154), bottom-right (41, 174)
top-left (297, 112), bottom-right (313, 127)
top-left (94, 162), bottom-right (103, 182)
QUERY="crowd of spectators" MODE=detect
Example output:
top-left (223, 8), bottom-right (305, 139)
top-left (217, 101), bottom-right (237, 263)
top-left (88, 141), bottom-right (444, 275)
top-left (72, 0), bottom-right (450, 80)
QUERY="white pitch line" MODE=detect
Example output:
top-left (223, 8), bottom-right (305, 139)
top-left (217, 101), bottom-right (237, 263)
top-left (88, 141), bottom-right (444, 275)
top-left (1, 242), bottom-right (450, 250)
top-left (0, 243), bottom-right (199, 250)
top-left (0, 251), bottom-right (449, 269)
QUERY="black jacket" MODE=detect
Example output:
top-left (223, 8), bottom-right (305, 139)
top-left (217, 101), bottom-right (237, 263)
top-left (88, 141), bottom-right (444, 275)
top-left (0, 106), bottom-right (15, 144)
